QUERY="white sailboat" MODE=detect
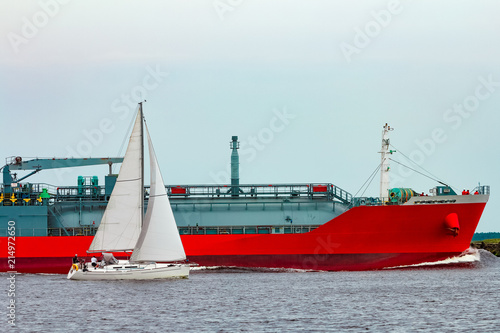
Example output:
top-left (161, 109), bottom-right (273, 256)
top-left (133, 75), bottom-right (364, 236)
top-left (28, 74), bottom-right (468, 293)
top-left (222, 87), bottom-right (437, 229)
top-left (68, 103), bottom-right (189, 280)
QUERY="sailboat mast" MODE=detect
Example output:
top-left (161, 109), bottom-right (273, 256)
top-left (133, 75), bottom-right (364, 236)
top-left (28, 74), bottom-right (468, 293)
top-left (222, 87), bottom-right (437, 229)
top-left (139, 102), bottom-right (145, 228)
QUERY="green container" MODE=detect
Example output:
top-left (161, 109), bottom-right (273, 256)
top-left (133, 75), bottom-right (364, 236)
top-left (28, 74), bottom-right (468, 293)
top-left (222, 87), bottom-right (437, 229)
top-left (434, 186), bottom-right (457, 196)
top-left (40, 188), bottom-right (51, 199)
top-left (389, 188), bottom-right (416, 203)
top-left (77, 176), bottom-right (84, 195)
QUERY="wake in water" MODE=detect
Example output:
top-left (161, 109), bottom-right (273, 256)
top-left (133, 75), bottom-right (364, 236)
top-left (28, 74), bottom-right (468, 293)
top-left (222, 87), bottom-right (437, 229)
top-left (191, 266), bottom-right (317, 273)
top-left (386, 248), bottom-right (500, 270)
top-left (192, 249), bottom-right (500, 273)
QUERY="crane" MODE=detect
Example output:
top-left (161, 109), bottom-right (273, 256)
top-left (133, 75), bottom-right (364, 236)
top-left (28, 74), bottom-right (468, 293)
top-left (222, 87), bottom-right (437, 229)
top-left (1, 156), bottom-right (123, 193)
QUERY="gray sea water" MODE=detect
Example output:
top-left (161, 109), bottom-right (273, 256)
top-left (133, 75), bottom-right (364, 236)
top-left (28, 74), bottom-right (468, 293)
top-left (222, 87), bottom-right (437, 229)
top-left (2, 249), bottom-right (500, 332)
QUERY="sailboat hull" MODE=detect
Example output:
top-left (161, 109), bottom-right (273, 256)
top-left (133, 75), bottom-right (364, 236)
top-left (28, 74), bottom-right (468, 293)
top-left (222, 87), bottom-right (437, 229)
top-left (67, 262), bottom-right (189, 280)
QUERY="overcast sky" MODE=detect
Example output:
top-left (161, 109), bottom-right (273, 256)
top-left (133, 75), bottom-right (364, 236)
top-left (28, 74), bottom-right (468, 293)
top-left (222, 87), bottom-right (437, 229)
top-left (1, 0), bottom-right (499, 231)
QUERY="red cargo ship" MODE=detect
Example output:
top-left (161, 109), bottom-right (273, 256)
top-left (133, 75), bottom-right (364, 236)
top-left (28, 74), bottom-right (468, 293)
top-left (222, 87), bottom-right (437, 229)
top-left (0, 124), bottom-right (490, 273)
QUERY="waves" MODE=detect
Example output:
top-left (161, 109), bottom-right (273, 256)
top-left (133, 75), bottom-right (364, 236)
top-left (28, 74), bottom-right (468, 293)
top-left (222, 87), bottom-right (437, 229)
top-left (192, 248), bottom-right (500, 273)
top-left (386, 248), bottom-right (500, 270)
top-left (191, 266), bottom-right (317, 273)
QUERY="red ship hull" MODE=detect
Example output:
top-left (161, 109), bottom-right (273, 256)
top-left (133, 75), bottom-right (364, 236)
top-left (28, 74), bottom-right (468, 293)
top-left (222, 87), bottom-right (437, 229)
top-left (0, 201), bottom-right (487, 274)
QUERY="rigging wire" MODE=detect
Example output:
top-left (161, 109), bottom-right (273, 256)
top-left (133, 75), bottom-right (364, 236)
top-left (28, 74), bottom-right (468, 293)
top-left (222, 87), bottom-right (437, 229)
top-left (360, 164), bottom-right (382, 198)
top-left (388, 143), bottom-right (457, 190)
top-left (389, 143), bottom-right (445, 183)
top-left (389, 158), bottom-right (449, 187)
top-left (354, 163), bottom-right (382, 198)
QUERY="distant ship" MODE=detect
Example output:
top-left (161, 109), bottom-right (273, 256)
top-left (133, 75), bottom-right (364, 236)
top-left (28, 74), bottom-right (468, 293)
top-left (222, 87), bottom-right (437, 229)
top-left (0, 122), bottom-right (489, 273)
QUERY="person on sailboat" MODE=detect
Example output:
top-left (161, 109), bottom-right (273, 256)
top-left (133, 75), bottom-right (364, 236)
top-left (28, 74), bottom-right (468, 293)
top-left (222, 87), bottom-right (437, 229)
top-left (91, 256), bottom-right (98, 268)
top-left (71, 254), bottom-right (81, 271)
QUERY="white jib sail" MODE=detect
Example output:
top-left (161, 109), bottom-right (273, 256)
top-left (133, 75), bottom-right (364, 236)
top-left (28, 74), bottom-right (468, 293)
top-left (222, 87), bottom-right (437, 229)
top-left (88, 109), bottom-right (143, 252)
top-left (130, 125), bottom-right (186, 263)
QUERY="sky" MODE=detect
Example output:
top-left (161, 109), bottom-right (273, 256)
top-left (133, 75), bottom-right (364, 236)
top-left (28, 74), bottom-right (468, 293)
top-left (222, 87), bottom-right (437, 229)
top-left (1, 0), bottom-right (499, 231)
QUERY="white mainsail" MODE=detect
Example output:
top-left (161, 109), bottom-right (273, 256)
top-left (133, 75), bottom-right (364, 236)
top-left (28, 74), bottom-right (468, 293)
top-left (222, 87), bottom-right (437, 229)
top-left (88, 110), bottom-right (143, 252)
top-left (130, 125), bottom-right (186, 262)
top-left (69, 104), bottom-right (189, 280)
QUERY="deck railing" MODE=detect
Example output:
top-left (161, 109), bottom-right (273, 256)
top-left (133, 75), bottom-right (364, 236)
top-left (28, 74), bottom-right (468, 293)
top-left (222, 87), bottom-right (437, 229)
top-left (2, 182), bottom-right (353, 205)
top-left (1, 225), bottom-right (321, 237)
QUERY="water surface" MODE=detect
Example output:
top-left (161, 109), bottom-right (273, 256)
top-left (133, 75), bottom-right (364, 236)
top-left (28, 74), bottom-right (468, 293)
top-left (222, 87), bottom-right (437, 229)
top-left (3, 250), bottom-right (499, 332)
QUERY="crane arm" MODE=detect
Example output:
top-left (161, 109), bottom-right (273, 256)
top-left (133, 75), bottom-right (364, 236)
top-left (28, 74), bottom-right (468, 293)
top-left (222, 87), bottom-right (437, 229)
top-left (6, 157), bottom-right (123, 171)
top-left (2, 157), bottom-right (124, 189)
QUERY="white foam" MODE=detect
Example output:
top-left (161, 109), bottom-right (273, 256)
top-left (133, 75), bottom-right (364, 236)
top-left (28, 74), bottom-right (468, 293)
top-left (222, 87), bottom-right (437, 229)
top-left (385, 248), bottom-right (480, 269)
top-left (191, 249), bottom-right (484, 272)
top-left (190, 266), bottom-right (316, 273)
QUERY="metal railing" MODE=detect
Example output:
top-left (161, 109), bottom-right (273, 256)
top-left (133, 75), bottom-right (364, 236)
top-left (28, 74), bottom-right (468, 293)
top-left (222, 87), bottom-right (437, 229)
top-left (478, 185), bottom-right (491, 195)
top-left (165, 183), bottom-right (352, 204)
top-left (0, 227), bottom-right (97, 237)
top-left (56, 186), bottom-right (105, 201)
top-left (1, 225), bottom-right (320, 237)
top-left (1, 183), bottom-right (58, 206)
top-left (352, 197), bottom-right (383, 207)
top-left (178, 224), bottom-right (320, 235)
top-left (4, 182), bottom-right (353, 205)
